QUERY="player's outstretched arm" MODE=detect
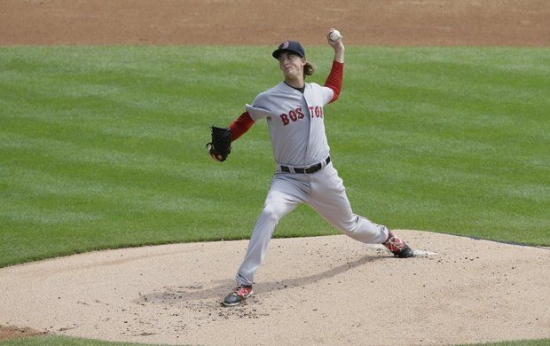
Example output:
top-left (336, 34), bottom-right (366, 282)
top-left (327, 28), bottom-right (345, 63)
top-left (325, 29), bottom-right (345, 102)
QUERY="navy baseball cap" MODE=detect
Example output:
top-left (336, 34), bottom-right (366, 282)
top-left (272, 40), bottom-right (306, 59)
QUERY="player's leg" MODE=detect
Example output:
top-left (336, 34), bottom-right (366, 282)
top-left (307, 164), bottom-right (414, 257)
top-left (236, 175), bottom-right (308, 284)
top-left (308, 165), bottom-right (387, 243)
top-left (235, 189), bottom-right (298, 285)
top-left (223, 175), bottom-right (307, 306)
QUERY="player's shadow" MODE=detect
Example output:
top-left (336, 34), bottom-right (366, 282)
top-left (136, 253), bottom-right (389, 305)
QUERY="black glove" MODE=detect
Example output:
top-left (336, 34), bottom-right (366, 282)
top-left (206, 126), bottom-right (231, 162)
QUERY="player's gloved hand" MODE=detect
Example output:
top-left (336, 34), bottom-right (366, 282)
top-left (206, 126), bottom-right (231, 162)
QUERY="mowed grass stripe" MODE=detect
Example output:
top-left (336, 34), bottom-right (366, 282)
top-left (0, 46), bottom-right (548, 268)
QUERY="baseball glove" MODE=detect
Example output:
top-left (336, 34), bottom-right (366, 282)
top-left (207, 126), bottom-right (231, 162)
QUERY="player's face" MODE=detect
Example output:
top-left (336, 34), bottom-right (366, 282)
top-left (277, 52), bottom-right (305, 80)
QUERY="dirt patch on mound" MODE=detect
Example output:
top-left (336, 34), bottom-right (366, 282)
top-left (0, 326), bottom-right (45, 341)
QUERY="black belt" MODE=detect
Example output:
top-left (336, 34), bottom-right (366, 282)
top-left (280, 156), bottom-right (331, 174)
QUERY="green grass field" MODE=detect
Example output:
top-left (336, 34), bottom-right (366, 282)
top-left (0, 46), bottom-right (549, 345)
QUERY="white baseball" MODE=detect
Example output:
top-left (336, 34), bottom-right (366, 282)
top-left (329, 29), bottom-right (341, 42)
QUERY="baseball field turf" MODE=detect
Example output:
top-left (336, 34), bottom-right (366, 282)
top-left (0, 46), bottom-right (549, 345)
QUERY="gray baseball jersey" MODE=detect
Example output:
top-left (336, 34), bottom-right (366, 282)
top-left (246, 81), bottom-right (333, 167)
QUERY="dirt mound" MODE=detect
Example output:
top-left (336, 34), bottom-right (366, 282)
top-left (1, 231), bottom-right (548, 345)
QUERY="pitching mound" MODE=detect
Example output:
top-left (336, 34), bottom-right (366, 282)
top-left (1, 230), bottom-right (548, 345)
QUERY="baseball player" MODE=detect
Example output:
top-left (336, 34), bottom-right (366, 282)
top-left (208, 29), bottom-right (415, 307)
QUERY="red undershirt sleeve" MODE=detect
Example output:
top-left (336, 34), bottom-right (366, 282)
top-left (228, 111), bottom-right (255, 142)
top-left (324, 61), bottom-right (344, 103)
